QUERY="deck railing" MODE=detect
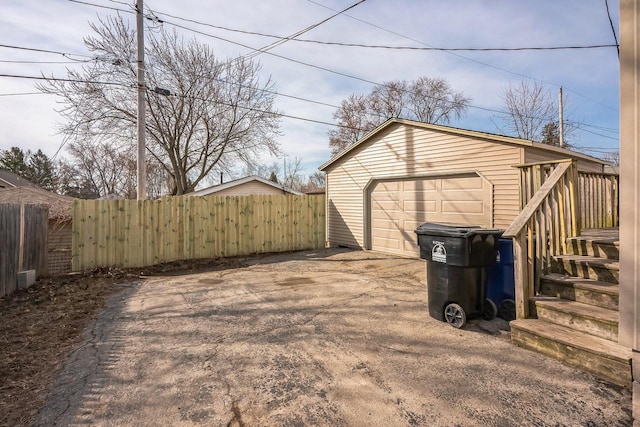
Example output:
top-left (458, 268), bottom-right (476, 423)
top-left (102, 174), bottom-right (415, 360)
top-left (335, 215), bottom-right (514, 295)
top-left (579, 172), bottom-right (619, 228)
top-left (504, 159), bottom-right (619, 319)
top-left (503, 160), bottom-right (579, 319)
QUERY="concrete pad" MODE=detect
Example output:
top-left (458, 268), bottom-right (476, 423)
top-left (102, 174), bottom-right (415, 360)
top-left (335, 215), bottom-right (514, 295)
top-left (34, 249), bottom-right (632, 426)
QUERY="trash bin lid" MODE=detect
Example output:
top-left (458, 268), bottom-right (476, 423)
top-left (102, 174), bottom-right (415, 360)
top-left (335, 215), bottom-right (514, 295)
top-left (414, 222), bottom-right (481, 237)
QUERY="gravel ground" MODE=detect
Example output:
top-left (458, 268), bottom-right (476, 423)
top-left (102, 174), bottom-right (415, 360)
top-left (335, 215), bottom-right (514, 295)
top-left (33, 248), bottom-right (632, 426)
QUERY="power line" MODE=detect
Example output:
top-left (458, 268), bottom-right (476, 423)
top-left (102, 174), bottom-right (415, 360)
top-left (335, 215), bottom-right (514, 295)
top-left (69, 0), bottom-right (619, 115)
top-left (0, 43), bottom-right (93, 59)
top-left (566, 120), bottom-right (619, 134)
top-left (0, 72), bottom-right (356, 131)
top-left (0, 91), bottom-right (49, 97)
top-left (0, 59), bottom-right (92, 64)
top-left (67, 0), bottom-right (132, 14)
top-left (29, 7), bottom-right (607, 136)
top-left (604, 0), bottom-right (620, 58)
top-left (15, 4), bottom-right (619, 144)
top-left (245, 0), bottom-right (367, 60)
top-left (285, 40), bottom-right (617, 52)
top-left (0, 73), bottom-right (134, 88)
top-left (572, 125), bottom-right (619, 141)
top-left (144, 5), bottom-right (617, 53)
top-left (305, 0), bottom-right (619, 112)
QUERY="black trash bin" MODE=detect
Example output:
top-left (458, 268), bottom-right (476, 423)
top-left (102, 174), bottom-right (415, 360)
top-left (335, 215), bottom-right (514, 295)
top-left (415, 222), bottom-right (503, 328)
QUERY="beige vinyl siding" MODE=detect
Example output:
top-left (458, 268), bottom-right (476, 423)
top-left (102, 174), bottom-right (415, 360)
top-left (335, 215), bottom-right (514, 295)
top-left (210, 181), bottom-right (289, 196)
top-left (325, 123), bottom-right (522, 249)
top-left (524, 147), bottom-right (605, 172)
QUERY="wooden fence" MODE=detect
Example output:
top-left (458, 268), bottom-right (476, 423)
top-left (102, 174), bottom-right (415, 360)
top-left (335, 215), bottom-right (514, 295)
top-left (72, 194), bottom-right (326, 271)
top-left (0, 204), bottom-right (49, 297)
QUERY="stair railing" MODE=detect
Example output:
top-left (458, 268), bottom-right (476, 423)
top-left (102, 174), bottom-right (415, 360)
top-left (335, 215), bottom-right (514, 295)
top-left (578, 172), bottom-right (619, 228)
top-left (503, 159), bottom-right (580, 320)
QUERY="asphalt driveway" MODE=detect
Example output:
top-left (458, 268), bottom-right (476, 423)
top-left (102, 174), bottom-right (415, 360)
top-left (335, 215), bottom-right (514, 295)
top-left (34, 249), bottom-right (631, 426)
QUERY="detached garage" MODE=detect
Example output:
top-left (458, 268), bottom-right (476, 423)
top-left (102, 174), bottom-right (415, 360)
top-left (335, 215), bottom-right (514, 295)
top-left (319, 118), bottom-right (609, 258)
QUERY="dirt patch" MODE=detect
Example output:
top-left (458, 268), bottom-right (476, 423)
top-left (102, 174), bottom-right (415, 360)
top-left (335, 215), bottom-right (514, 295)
top-left (0, 270), bottom-right (134, 427)
top-left (0, 255), bottom-right (248, 427)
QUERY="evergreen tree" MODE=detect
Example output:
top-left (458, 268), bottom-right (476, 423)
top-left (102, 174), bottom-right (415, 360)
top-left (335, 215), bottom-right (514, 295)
top-left (0, 147), bottom-right (58, 190)
top-left (28, 149), bottom-right (58, 191)
top-left (541, 122), bottom-right (561, 146)
top-left (0, 147), bottom-right (29, 177)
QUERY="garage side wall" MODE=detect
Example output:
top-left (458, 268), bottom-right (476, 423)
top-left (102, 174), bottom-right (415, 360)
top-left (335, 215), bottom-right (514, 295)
top-left (524, 147), bottom-right (605, 172)
top-left (325, 125), bottom-right (523, 249)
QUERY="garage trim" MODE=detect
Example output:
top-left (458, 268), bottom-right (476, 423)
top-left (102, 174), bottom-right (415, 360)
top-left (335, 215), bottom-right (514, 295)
top-left (362, 171), bottom-right (494, 252)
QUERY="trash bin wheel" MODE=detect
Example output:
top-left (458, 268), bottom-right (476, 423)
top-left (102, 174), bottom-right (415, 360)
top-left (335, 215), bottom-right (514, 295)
top-left (499, 299), bottom-right (516, 321)
top-left (482, 299), bottom-right (497, 320)
top-left (444, 303), bottom-right (466, 328)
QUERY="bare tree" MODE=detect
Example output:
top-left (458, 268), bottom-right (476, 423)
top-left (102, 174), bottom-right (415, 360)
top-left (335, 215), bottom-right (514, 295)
top-left (39, 16), bottom-right (280, 196)
top-left (282, 156), bottom-right (305, 191)
top-left (300, 171), bottom-right (325, 193)
top-left (603, 151), bottom-right (620, 165)
top-left (499, 81), bottom-right (555, 141)
top-left (328, 77), bottom-right (470, 156)
top-left (498, 80), bottom-right (576, 146)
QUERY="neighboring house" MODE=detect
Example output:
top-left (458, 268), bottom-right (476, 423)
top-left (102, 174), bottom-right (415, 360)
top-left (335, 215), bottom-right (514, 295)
top-left (0, 187), bottom-right (75, 275)
top-left (304, 188), bottom-right (326, 196)
top-left (0, 169), bottom-right (37, 189)
top-left (190, 175), bottom-right (304, 197)
top-left (319, 118), bottom-right (610, 258)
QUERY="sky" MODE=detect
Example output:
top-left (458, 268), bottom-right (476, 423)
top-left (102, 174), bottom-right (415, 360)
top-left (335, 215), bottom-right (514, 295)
top-left (0, 0), bottom-right (621, 183)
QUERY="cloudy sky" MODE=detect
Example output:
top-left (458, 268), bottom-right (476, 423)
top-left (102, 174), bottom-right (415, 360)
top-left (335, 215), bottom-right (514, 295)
top-left (1, 0), bottom-right (620, 180)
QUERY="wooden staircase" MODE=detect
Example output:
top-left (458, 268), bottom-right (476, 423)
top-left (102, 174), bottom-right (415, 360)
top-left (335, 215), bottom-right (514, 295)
top-left (510, 231), bottom-right (632, 387)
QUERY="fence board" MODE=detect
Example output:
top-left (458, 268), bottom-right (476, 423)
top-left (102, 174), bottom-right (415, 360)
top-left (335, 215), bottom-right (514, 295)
top-left (1, 204), bottom-right (48, 297)
top-left (72, 194), bottom-right (326, 271)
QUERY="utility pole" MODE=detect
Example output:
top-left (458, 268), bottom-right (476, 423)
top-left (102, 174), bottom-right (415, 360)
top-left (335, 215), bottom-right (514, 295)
top-left (136, 0), bottom-right (147, 200)
top-left (558, 86), bottom-right (564, 148)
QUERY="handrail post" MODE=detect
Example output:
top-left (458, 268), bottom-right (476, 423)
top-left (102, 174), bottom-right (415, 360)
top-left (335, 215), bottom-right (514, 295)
top-left (568, 159), bottom-right (580, 237)
top-left (513, 232), bottom-right (529, 319)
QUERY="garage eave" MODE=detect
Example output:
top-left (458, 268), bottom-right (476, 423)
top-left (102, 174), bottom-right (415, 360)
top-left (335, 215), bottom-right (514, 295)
top-left (318, 118), bottom-right (610, 172)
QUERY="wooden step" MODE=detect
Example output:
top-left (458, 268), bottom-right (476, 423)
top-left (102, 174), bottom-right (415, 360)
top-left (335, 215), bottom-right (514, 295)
top-left (551, 255), bottom-right (619, 284)
top-left (539, 273), bottom-right (619, 310)
top-left (566, 236), bottom-right (619, 260)
top-left (530, 297), bottom-right (619, 342)
top-left (510, 319), bottom-right (632, 388)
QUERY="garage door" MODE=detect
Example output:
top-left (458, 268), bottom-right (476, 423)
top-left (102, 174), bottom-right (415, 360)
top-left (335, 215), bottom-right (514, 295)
top-left (370, 175), bottom-right (491, 257)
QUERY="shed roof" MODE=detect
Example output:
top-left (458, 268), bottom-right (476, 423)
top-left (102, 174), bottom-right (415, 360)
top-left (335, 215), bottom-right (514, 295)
top-left (190, 175), bottom-right (304, 196)
top-left (0, 169), bottom-right (38, 189)
top-left (319, 118), bottom-right (610, 171)
top-left (0, 187), bottom-right (75, 220)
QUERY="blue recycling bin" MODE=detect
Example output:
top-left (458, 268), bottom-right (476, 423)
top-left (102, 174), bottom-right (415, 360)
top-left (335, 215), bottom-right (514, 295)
top-left (486, 238), bottom-right (516, 320)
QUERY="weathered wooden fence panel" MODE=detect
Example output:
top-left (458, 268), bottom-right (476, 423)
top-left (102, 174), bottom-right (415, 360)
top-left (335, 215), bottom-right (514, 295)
top-left (72, 194), bottom-right (326, 271)
top-left (0, 204), bottom-right (20, 297)
top-left (0, 204), bottom-right (49, 297)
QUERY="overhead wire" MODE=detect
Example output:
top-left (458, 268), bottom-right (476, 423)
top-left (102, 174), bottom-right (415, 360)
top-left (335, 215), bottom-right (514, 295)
top-left (305, 0), bottom-right (619, 112)
top-left (0, 91), bottom-right (49, 97)
top-left (0, 43), bottom-right (93, 60)
top-left (43, 1), bottom-right (621, 143)
top-left (68, 0), bottom-right (618, 120)
top-left (244, 0), bottom-right (367, 60)
top-left (0, 72), bottom-right (357, 131)
top-left (604, 0), bottom-right (620, 58)
top-left (0, 59), bottom-right (93, 64)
